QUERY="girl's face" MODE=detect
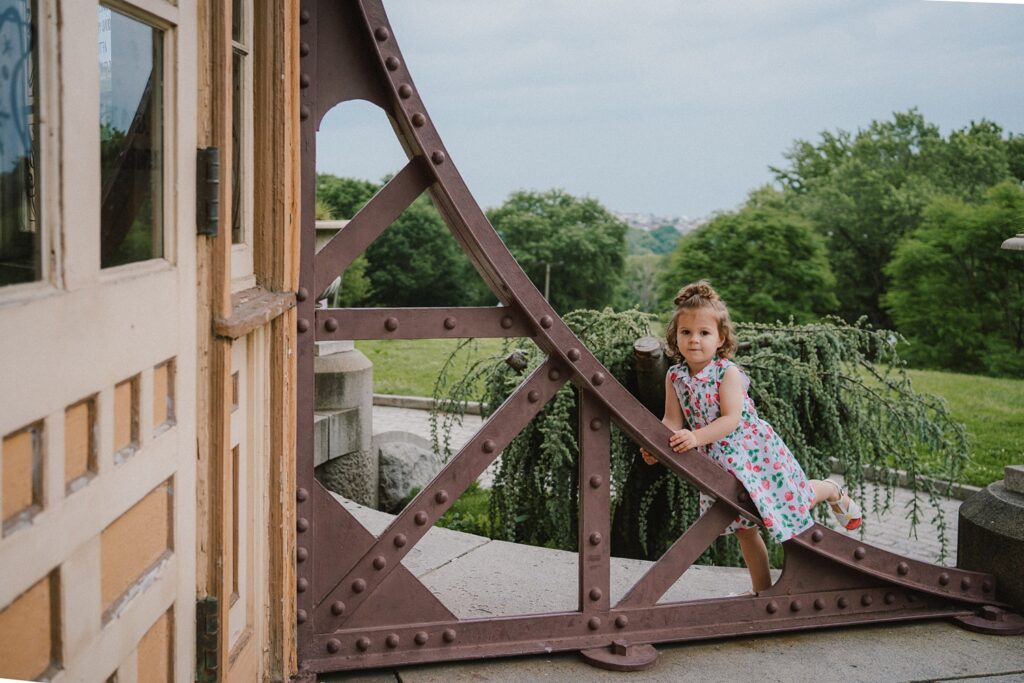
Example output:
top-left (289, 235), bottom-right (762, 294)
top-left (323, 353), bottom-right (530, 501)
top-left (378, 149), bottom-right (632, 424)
top-left (676, 307), bottom-right (723, 371)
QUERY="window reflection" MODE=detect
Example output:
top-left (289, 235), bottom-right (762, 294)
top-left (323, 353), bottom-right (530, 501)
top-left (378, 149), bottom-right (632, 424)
top-left (99, 6), bottom-right (163, 269)
top-left (0, 0), bottom-right (39, 287)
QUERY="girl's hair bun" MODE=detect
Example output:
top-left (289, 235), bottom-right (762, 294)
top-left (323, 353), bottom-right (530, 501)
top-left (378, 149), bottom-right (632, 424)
top-left (674, 280), bottom-right (720, 307)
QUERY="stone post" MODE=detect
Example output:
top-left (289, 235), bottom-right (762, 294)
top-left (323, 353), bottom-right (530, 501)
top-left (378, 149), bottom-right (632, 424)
top-left (313, 340), bottom-right (377, 508)
top-left (958, 465), bottom-right (1024, 612)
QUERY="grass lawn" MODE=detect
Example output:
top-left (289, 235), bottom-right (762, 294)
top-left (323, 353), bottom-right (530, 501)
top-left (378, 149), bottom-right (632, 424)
top-left (906, 368), bottom-right (1024, 487)
top-left (355, 337), bottom-right (516, 396)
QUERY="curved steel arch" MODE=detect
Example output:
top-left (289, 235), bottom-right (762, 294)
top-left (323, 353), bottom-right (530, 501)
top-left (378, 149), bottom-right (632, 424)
top-left (295, 1), bottom-right (1012, 675)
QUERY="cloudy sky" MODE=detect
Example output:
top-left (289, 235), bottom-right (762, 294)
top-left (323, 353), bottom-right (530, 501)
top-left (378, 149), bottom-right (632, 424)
top-left (315, 0), bottom-right (1024, 219)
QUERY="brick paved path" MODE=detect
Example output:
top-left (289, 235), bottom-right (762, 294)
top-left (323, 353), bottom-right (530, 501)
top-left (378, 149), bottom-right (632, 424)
top-left (373, 405), bottom-right (963, 565)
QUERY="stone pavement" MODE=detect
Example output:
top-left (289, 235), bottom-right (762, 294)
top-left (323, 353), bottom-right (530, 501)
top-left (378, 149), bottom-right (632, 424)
top-left (372, 405), bottom-right (964, 565)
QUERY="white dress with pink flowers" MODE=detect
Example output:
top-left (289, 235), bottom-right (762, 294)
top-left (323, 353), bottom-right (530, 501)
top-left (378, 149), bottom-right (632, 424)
top-left (669, 357), bottom-right (815, 544)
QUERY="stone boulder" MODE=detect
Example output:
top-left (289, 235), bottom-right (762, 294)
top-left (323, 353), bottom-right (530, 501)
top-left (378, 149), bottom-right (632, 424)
top-left (376, 431), bottom-right (442, 513)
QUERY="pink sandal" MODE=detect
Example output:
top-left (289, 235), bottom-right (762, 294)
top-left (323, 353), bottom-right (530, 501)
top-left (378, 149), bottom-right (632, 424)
top-left (823, 478), bottom-right (862, 531)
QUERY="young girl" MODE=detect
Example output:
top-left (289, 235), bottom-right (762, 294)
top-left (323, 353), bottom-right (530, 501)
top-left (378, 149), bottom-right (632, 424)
top-left (641, 281), bottom-right (861, 593)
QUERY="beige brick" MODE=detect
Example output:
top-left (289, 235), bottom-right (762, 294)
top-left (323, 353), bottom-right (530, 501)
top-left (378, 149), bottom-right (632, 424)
top-left (3, 423), bottom-right (41, 523)
top-left (0, 575), bottom-right (57, 681)
top-left (137, 610), bottom-right (172, 683)
top-left (101, 481), bottom-right (172, 611)
top-left (65, 398), bottom-right (95, 488)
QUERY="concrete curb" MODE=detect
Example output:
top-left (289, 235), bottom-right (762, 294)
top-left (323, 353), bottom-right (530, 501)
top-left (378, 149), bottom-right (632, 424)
top-left (373, 393), bottom-right (483, 415)
top-left (828, 457), bottom-right (982, 501)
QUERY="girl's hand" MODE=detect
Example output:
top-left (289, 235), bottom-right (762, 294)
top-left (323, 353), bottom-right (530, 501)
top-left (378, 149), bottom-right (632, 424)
top-left (669, 429), bottom-right (698, 453)
top-left (640, 448), bottom-right (658, 465)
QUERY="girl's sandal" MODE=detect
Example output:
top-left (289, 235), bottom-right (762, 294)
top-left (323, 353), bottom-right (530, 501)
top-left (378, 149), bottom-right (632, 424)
top-left (823, 478), bottom-right (862, 531)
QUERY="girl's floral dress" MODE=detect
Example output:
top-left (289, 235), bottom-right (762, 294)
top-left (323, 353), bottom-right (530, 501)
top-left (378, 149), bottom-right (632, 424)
top-left (669, 357), bottom-right (815, 544)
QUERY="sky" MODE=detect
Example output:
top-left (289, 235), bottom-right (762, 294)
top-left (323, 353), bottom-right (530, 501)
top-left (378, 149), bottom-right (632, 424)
top-left (315, 0), bottom-right (1024, 219)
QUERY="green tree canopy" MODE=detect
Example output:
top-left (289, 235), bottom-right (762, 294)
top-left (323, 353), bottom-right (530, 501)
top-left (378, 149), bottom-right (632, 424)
top-left (657, 187), bottom-right (838, 323)
top-left (885, 180), bottom-right (1024, 377)
top-left (487, 189), bottom-right (627, 314)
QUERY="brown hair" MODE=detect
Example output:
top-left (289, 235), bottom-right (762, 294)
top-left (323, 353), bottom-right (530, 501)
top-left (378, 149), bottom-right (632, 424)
top-left (664, 280), bottom-right (738, 361)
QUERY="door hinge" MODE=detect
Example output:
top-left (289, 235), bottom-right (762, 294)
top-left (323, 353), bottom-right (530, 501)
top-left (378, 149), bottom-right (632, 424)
top-left (196, 596), bottom-right (220, 682)
top-left (197, 146), bottom-right (220, 237)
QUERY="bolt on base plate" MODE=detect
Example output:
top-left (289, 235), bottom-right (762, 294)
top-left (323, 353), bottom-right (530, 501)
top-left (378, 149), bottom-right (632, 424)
top-left (580, 640), bottom-right (659, 672)
top-left (954, 605), bottom-right (1024, 636)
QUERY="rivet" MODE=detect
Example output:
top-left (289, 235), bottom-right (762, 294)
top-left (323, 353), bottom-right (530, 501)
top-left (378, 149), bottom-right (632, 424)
top-left (837, 596), bottom-right (849, 608)
top-left (567, 348), bottom-right (581, 361)
top-left (325, 318), bottom-right (338, 332)
top-left (589, 475), bottom-right (603, 489)
top-left (443, 316), bottom-right (457, 330)
top-left (331, 601), bottom-right (345, 616)
top-left (983, 579), bottom-right (993, 592)
top-left (591, 372), bottom-right (606, 386)
top-left (811, 530), bottom-right (823, 542)
top-left (501, 315), bottom-right (514, 329)
top-left (412, 113), bottom-right (426, 127)
top-left (297, 609), bottom-right (307, 624)
top-left (394, 534), bottom-right (407, 547)
top-left (939, 572), bottom-right (950, 586)
top-left (300, 105), bottom-right (310, 121)
top-left (790, 600), bottom-right (802, 612)
top-left (861, 594), bottom-right (873, 606)
top-left (813, 598), bottom-right (825, 611)
top-left (589, 588), bottom-right (602, 601)
top-left (296, 287), bottom-right (309, 302)
top-left (853, 547), bottom-right (866, 560)
top-left (548, 368), bottom-right (561, 381)
top-left (385, 56), bottom-right (400, 71)
top-left (300, 73), bottom-right (310, 88)
top-left (482, 440), bottom-right (496, 453)
top-left (884, 592), bottom-right (896, 604)
top-left (384, 317), bottom-right (399, 332)
top-left (527, 390), bottom-right (540, 403)
top-left (386, 634), bottom-right (400, 648)
top-left (907, 592), bottom-right (918, 603)
top-left (588, 617), bottom-right (601, 630)
top-left (897, 562), bottom-right (909, 575)
top-left (961, 577), bottom-right (972, 590)
top-left (373, 556), bottom-right (387, 570)
top-left (297, 577), bottom-right (308, 593)
top-left (352, 579), bottom-right (366, 593)
top-left (539, 315), bottom-right (553, 328)
top-left (738, 491), bottom-right (749, 502)
top-left (415, 511), bottom-right (428, 525)
top-left (431, 150), bottom-right (446, 164)
top-left (297, 318), bottom-right (310, 333)
top-left (297, 547), bottom-right (308, 563)
top-left (299, 42), bottom-right (310, 57)
top-left (766, 601), bottom-right (778, 614)
top-left (356, 637), bottom-right (371, 652)
top-left (398, 84), bottom-right (413, 99)
top-left (374, 27), bottom-right (390, 41)
top-left (300, 10), bottom-right (310, 24)
top-left (297, 518), bottom-right (309, 532)
top-left (414, 631), bottom-right (428, 645)
top-left (590, 418), bottom-right (603, 431)
top-left (327, 638), bottom-right (341, 654)
top-left (442, 629), bottom-right (456, 643)
top-left (589, 532), bottom-right (602, 546)
top-left (615, 615), bottom-right (628, 628)
top-left (435, 490), bottom-right (449, 504)
top-left (296, 488), bottom-right (308, 502)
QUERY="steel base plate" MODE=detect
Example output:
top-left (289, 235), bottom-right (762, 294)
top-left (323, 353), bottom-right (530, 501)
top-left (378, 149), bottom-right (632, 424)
top-left (954, 606), bottom-right (1024, 635)
top-left (580, 640), bottom-right (659, 672)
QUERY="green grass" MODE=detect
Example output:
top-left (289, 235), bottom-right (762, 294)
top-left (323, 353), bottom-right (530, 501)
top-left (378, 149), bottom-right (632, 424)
top-left (356, 338), bottom-right (516, 396)
top-left (906, 368), bottom-right (1024, 487)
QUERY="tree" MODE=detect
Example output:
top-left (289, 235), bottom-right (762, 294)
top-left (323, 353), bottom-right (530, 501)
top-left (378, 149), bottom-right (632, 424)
top-left (885, 180), bottom-right (1024, 377)
top-left (614, 253), bottom-right (663, 312)
top-left (487, 190), bottom-right (627, 314)
top-left (772, 109), bottom-right (1020, 327)
top-left (657, 187), bottom-right (838, 323)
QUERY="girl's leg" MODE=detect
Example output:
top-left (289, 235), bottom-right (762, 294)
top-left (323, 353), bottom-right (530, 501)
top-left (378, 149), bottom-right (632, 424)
top-left (735, 527), bottom-right (771, 593)
top-left (810, 479), bottom-right (841, 506)
top-left (810, 478), bottom-right (863, 530)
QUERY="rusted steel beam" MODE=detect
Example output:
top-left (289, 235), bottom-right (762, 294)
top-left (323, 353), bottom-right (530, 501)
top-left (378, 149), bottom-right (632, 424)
top-left (616, 499), bottom-right (735, 610)
top-left (314, 360), bottom-right (570, 629)
top-left (313, 158), bottom-right (433, 299)
top-left (315, 306), bottom-right (534, 340)
top-left (578, 392), bottom-right (611, 615)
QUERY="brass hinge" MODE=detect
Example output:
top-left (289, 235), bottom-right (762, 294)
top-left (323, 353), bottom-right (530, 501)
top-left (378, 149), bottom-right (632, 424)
top-left (196, 596), bottom-right (220, 682)
top-left (197, 147), bottom-right (220, 237)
